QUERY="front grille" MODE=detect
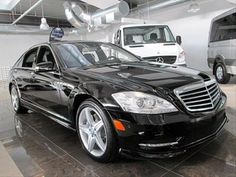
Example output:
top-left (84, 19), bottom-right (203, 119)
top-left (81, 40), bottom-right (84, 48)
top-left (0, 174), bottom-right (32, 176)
top-left (174, 80), bottom-right (221, 112)
top-left (142, 56), bottom-right (176, 64)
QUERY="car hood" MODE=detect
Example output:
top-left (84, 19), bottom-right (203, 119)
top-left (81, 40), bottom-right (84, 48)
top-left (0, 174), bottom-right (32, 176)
top-left (69, 62), bottom-right (209, 92)
top-left (123, 43), bottom-right (181, 58)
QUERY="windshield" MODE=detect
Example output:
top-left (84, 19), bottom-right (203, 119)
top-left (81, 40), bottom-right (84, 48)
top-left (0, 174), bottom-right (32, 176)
top-left (123, 25), bottom-right (176, 46)
top-left (53, 42), bottom-right (140, 68)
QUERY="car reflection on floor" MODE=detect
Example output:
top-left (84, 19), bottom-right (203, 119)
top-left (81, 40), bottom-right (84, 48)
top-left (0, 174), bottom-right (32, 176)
top-left (0, 107), bottom-right (234, 177)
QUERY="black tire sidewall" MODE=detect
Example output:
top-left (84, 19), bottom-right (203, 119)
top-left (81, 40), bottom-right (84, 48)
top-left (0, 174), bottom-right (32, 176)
top-left (215, 63), bottom-right (230, 84)
top-left (76, 99), bottom-right (118, 162)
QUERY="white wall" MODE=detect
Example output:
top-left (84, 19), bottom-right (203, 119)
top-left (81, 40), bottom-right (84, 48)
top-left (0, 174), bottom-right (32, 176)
top-left (0, 0), bottom-right (235, 71)
top-left (80, 0), bottom-right (235, 71)
top-left (0, 34), bottom-right (47, 67)
top-left (0, 33), bottom-right (80, 67)
top-left (163, 11), bottom-right (232, 71)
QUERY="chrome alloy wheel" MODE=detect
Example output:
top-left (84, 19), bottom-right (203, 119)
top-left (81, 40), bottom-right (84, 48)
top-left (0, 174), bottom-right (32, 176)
top-left (79, 107), bottom-right (107, 157)
top-left (216, 66), bottom-right (223, 81)
top-left (11, 87), bottom-right (19, 111)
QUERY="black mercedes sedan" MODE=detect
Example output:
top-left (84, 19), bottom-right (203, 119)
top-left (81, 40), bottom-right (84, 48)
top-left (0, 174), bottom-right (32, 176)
top-left (9, 41), bottom-right (227, 162)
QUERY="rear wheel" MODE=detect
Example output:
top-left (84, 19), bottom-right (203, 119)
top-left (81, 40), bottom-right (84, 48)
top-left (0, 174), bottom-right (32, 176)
top-left (11, 85), bottom-right (28, 113)
top-left (214, 62), bottom-right (231, 84)
top-left (76, 99), bottom-right (118, 162)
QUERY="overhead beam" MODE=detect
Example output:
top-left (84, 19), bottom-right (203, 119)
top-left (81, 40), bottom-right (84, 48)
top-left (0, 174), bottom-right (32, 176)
top-left (80, 0), bottom-right (119, 9)
top-left (12, 0), bottom-right (43, 25)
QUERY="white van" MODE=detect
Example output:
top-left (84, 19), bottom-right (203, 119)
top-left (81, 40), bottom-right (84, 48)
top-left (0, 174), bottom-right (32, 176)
top-left (113, 24), bottom-right (186, 66)
top-left (208, 8), bottom-right (236, 84)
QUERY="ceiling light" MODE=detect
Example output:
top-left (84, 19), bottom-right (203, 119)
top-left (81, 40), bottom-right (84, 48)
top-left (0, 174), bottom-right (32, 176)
top-left (0, 0), bottom-right (20, 11)
top-left (39, 2), bottom-right (49, 30)
top-left (40, 17), bottom-right (49, 30)
top-left (187, 1), bottom-right (200, 13)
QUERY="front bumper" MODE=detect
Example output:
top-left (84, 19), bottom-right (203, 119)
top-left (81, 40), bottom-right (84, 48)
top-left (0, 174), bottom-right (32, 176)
top-left (106, 94), bottom-right (227, 158)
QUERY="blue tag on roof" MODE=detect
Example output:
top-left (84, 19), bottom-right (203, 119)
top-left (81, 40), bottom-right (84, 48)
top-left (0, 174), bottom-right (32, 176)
top-left (49, 27), bottom-right (64, 41)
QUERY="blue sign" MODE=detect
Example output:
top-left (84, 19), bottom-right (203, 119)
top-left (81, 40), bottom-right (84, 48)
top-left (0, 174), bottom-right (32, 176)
top-left (49, 27), bottom-right (64, 41)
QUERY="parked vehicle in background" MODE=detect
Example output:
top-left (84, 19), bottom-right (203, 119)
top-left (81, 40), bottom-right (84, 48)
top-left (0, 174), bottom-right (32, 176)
top-left (113, 24), bottom-right (186, 66)
top-left (208, 8), bottom-right (236, 84)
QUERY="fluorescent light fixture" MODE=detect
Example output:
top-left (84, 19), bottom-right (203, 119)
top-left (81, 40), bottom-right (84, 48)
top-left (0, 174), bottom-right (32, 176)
top-left (0, 0), bottom-right (20, 11)
top-left (40, 17), bottom-right (50, 30)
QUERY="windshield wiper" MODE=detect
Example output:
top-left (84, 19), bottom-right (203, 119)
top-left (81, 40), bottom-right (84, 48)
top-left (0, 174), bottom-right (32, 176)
top-left (163, 43), bottom-right (176, 46)
top-left (129, 45), bottom-right (144, 48)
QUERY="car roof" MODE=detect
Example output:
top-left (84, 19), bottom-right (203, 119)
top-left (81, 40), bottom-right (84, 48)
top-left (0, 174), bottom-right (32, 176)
top-left (50, 40), bottom-right (111, 44)
top-left (212, 8), bottom-right (236, 22)
top-left (119, 24), bottom-right (168, 28)
top-left (30, 40), bottom-right (112, 48)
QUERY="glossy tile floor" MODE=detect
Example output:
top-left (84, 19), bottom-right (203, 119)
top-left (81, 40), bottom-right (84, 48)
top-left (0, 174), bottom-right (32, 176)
top-left (0, 79), bottom-right (235, 177)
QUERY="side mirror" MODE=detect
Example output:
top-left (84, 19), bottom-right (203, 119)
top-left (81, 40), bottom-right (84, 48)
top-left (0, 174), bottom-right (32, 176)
top-left (136, 55), bottom-right (142, 59)
top-left (176, 36), bottom-right (182, 45)
top-left (35, 61), bottom-right (53, 72)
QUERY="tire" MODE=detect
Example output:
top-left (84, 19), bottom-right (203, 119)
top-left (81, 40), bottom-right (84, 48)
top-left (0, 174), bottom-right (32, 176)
top-left (76, 99), bottom-right (118, 162)
top-left (10, 85), bottom-right (28, 114)
top-left (214, 62), bottom-right (231, 84)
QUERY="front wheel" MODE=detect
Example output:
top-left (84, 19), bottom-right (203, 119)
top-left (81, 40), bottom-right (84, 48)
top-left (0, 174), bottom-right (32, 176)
top-left (214, 62), bottom-right (231, 84)
top-left (76, 99), bottom-right (118, 162)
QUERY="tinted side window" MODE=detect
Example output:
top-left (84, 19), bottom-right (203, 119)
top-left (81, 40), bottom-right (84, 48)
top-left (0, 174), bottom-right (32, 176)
top-left (37, 46), bottom-right (57, 69)
top-left (22, 48), bottom-right (38, 68)
top-left (210, 12), bottom-right (236, 42)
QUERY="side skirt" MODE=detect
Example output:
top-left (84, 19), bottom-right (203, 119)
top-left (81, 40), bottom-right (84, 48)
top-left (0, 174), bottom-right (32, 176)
top-left (21, 99), bottom-right (76, 132)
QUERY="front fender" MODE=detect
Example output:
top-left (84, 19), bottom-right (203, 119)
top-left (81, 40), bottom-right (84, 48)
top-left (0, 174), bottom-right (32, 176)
top-left (67, 82), bottom-right (121, 127)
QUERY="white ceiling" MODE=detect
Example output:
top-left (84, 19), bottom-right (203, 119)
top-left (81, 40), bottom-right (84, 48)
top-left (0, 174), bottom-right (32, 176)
top-left (0, 0), bottom-right (20, 11)
top-left (7, 0), bottom-right (153, 19)
top-left (1, 0), bottom-right (211, 25)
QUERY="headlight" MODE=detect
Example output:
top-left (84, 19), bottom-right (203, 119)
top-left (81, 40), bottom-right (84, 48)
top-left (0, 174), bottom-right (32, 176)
top-left (178, 51), bottom-right (185, 63)
top-left (112, 92), bottom-right (178, 114)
